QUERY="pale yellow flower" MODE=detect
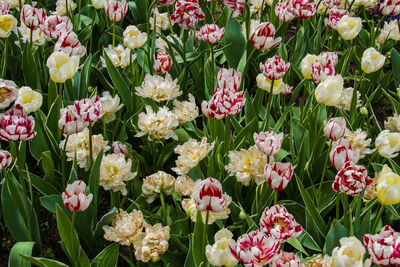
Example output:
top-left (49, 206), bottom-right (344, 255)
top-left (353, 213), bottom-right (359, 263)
top-left (172, 137), bottom-right (214, 175)
top-left (256, 74), bottom-right (285, 94)
top-left (301, 54), bottom-right (319, 80)
top-left (331, 236), bottom-right (371, 267)
top-left (377, 164), bottom-right (400, 205)
top-left (225, 145), bottom-right (268, 186)
top-left (337, 16), bottom-right (362, 40)
top-left (102, 44), bottom-right (134, 68)
top-left (345, 129), bottom-right (375, 159)
top-left (336, 87), bottom-right (361, 111)
top-left (3, 0), bottom-right (23, 8)
top-left (314, 75), bottom-right (344, 106)
top-left (172, 93), bottom-right (199, 124)
top-left (174, 175), bottom-right (197, 196)
top-left (123, 25), bottom-right (147, 50)
top-left (100, 91), bottom-right (123, 123)
top-left (135, 73), bottom-right (182, 102)
top-left (91, 0), bottom-right (105, 9)
top-left (364, 173), bottom-right (378, 201)
top-left (375, 130), bottom-right (400, 158)
top-left (306, 254), bottom-right (333, 267)
top-left (385, 114), bottom-right (400, 132)
top-left (15, 86), bottom-right (42, 114)
top-left (206, 229), bottom-right (238, 267)
top-left (361, 47), bottom-right (385, 73)
top-left (103, 209), bottom-right (145, 246)
top-left (182, 197), bottom-right (232, 225)
top-left (351, 0), bottom-right (378, 9)
top-left (60, 128), bottom-right (110, 171)
top-left (142, 171), bottom-right (175, 203)
top-left (99, 153), bottom-right (136, 195)
top-left (376, 20), bottom-right (400, 44)
top-left (0, 14), bottom-right (17, 38)
top-left (149, 9), bottom-right (170, 33)
top-left (46, 51), bottom-right (80, 83)
top-left (18, 22), bottom-right (48, 45)
top-left (52, 0), bottom-right (76, 15)
top-left (136, 105), bottom-right (179, 140)
top-left (155, 34), bottom-right (182, 52)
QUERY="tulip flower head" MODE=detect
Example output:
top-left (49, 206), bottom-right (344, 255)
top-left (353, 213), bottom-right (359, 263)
top-left (260, 56), bottom-right (290, 80)
top-left (41, 15), bottom-right (72, 39)
top-left (21, 4), bottom-right (46, 30)
top-left (361, 47), bottom-right (386, 74)
top-left (270, 250), bottom-right (304, 267)
top-left (217, 68), bottom-right (242, 91)
top-left (364, 225), bottom-right (400, 265)
top-left (376, 164), bottom-right (400, 205)
top-left (332, 236), bottom-right (370, 267)
top-left (253, 131), bottom-right (284, 156)
top-left (192, 177), bottom-right (229, 212)
top-left (332, 161), bottom-right (373, 196)
top-left (58, 105), bottom-right (89, 135)
top-left (105, 0), bottom-right (128, 22)
top-left (330, 138), bottom-right (360, 170)
top-left (0, 79), bottom-right (18, 109)
top-left (46, 51), bottom-right (79, 83)
top-left (375, 130), bottom-right (400, 158)
top-left (73, 96), bottom-right (105, 123)
top-left (380, 0), bottom-right (400, 16)
top-left (170, 0), bottom-right (205, 29)
top-left (197, 24), bottom-right (225, 44)
top-left (223, 0), bottom-right (245, 17)
top-left (250, 22), bottom-right (282, 50)
top-left (324, 117), bottom-right (347, 141)
top-left (337, 16), bottom-right (362, 40)
top-left (0, 104), bottom-right (36, 141)
top-left (54, 31), bottom-right (86, 57)
top-left (153, 51), bottom-right (172, 74)
top-left (0, 150), bottom-right (12, 170)
top-left (201, 88), bottom-right (246, 120)
top-left (62, 180), bottom-right (93, 212)
top-left (264, 162), bottom-right (294, 191)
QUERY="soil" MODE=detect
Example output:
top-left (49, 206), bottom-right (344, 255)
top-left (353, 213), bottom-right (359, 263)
top-left (373, 96), bottom-right (393, 128)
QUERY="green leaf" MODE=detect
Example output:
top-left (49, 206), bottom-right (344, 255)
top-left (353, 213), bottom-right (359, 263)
top-left (79, 54), bottom-right (93, 99)
top-left (20, 255), bottom-right (69, 267)
top-left (22, 44), bottom-right (40, 89)
top-left (103, 51), bottom-right (132, 112)
top-left (287, 237), bottom-right (309, 256)
top-left (55, 204), bottom-right (80, 261)
top-left (391, 48), bottom-right (400, 87)
top-left (323, 220), bottom-right (347, 255)
top-left (9, 241), bottom-right (35, 267)
top-left (40, 152), bottom-right (57, 186)
top-left (91, 243), bottom-right (119, 267)
top-left (94, 207), bottom-right (119, 239)
top-left (223, 17), bottom-right (246, 68)
top-left (192, 211), bottom-right (205, 267)
top-left (40, 195), bottom-right (66, 214)
top-left (89, 150), bottom-right (103, 208)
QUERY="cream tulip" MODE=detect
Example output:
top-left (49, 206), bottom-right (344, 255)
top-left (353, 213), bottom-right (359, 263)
top-left (314, 75), bottom-right (344, 106)
top-left (15, 86), bottom-right (43, 113)
top-left (0, 14), bottom-right (17, 38)
top-left (361, 47), bottom-right (385, 73)
top-left (46, 52), bottom-right (79, 83)
top-left (377, 164), bottom-right (400, 205)
top-left (375, 130), bottom-right (400, 158)
top-left (337, 16), bottom-right (362, 40)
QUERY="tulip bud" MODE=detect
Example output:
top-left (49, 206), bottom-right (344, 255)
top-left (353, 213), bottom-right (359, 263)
top-left (360, 106), bottom-right (368, 116)
top-left (0, 150), bottom-right (12, 170)
top-left (62, 180), bottom-right (93, 212)
top-left (21, 4), bottom-right (46, 30)
top-left (323, 117), bottom-right (346, 141)
top-left (264, 162), bottom-right (294, 191)
top-left (192, 177), bottom-right (229, 212)
top-left (250, 22), bottom-right (282, 50)
top-left (361, 47), bottom-right (386, 74)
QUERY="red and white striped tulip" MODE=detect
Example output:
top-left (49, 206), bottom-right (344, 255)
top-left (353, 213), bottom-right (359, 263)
top-left (265, 162), bottom-right (294, 191)
top-left (0, 150), bottom-right (12, 170)
top-left (270, 250), bottom-right (304, 267)
top-left (217, 68), bottom-right (242, 91)
top-left (325, 8), bottom-right (349, 29)
top-left (254, 131), bottom-right (284, 156)
top-left (0, 2), bottom-right (10, 15)
top-left (260, 204), bottom-right (303, 243)
top-left (275, 1), bottom-right (296, 22)
top-left (290, 0), bottom-right (316, 18)
top-left (58, 105), bottom-right (88, 135)
top-left (201, 88), bottom-right (246, 120)
top-left (112, 141), bottom-right (129, 155)
top-left (198, 24), bottom-right (225, 44)
top-left (153, 51), bottom-right (172, 74)
top-left (310, 60), bottom-right (336, 83)
top-left (250, 22), bottom-right (282, 50)
top-left (222, 0), bottom-right (245, 17)
top-left (73, 96), bottom-right (105, 123)
top-left (192, 177), bottom-right (229, 212)
top-left (21, 4), bottom-right (46, 30)
top-left (62, 180), bottom-right (93, 212)
top-left (323, 117), bottom-right (346, 141)
top-left (380, 0), bottom-right (400, 16)
top-left (329, 138), bottom-right (360, 171)
top-left (230, 230), bottom-right (280, 266)
top-left (170, 0), bottom-right (205, 29)
top-left (54, 31), bottom-right (86, 57)
top-left (260, 56), bottom-right (290, 80)
top-left (0, 79), bottom-right (18, 109)
top-left (323, 0), bottom-right (340, 8)
top-left (105, 0), bottom-right (128, 22)
top-left (41, 15), bottom-right (73, 39)
top-left (332, 161), bottom-right (373, 196)
top-left (0, 104), bottom-right (36, 141)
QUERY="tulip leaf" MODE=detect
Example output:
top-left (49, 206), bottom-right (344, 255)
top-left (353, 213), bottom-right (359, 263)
top-left (23, 170), bottom-right (58, 196)
top-left (223, 17), bottom-right (246, 68)
top-left (391, 48), bottom-right (400, 88)
top-left (192, 211), bottom-right (205, 267)
top-left (91, 243), bottom-right (119, 267)
top-left (22, 44), bottom-right (40, 89)
top-left (94, 207), bottom-right (119, 239)
top-left (323, 220), bottom-right (347, 255)
top-left (89, 150), bottom-right (103, 209)
top-left (78, 54), bottom-right (93, 99)
top-left (20, 255), bottom-right (69, 267)
top-left (9, 241), bottom-right (36, 267)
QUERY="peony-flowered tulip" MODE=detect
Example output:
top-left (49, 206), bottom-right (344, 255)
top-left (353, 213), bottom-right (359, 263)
top-left (223, 0), bottom-right (245, 17)
top-left (311, 60), bottom-right (336, 83)
top-left (15, 86), bottom-right (43, 114)
top-left (337, 16), bottom-right (362, 40)
top-left (58, 105), bottom-right (89, 135)
top-left (264, 162), bottom-right (294, 191)
top-left (325, 8), bottom-right (349, 29)
top-left (153, 51), bottom-right (172, 74)
top-left (99, 91), bottom-right (123, 123)
top-left (217, 68), bottom-right (242, 91)
top-left (123, 25), bottom-right (147, 50)
top-left (197, 24), bottom-right (225, 43)
top-left (205, 229), bottom-right (238, 267)
top-left (300, 54), bottom-right (319, 79)
top-left (250, 22), bottom-right (282, 50)
top-left (254, 131), bottom-right (284, 156)
top-left (102, 44), bottom-right (134, 68)
top-left (332, 236), bottom-right (371, 267)
top-left (260, 204), bottom-right (302, 242)
top-left (290, 0), bottom-right (316, 18)
top-left (159, 0), bottom-right (176, 6)
top-left (361, 47), bottom-right (386, 74)
top-left (380, 0), bottom-right (400, 16)
top-left (275, 1), bottom-right (296, 22)
top-left (375, 130), bottom-right (400, 158)
top-left (323, 0), bottom-right (340, 8)
top-left (0, 104), bottom-right (36, 141)
top-left (41, 15), bottom-right (72, 39)
top-left (54, 31), bottom-right (86, 57)
top-left (376, 165), bottom-right (400, 205)
top-left (73, 96), bottom-right (105, 123)
top-left (332, 161), bottom-right (372, 196)
top-left (260, 56), bottom-right (290, 80)
top-left (53, 0), bottom-right (76, 16)
top-left (270, 250), bottom-right (304, 267)
top-left (324, 117), bottom-right (346, 141)
top-left (330, 138), bottom-right (360, 171)
top-left (105, 0), bottom-right (128, 22)
top-left (0, 14), bottom-right (17, 38)
top-left (201, 88), bottom-right (246, 120)
top-left (256, 75), bottom-right (287, 94)
top-left (192, 177), bottom-right (229, 212)
top-left (0, 2), bottom-right (10, 15)
top-left (112, 141), bottom-right (129, 155)
top-left (0, 79), bottom-right (18, 109)
top-left (46, 51), bottom-right (80, 83)
top-left (364, 225), bottom-right (400, 265)
top-left (21, 4), bottom-right (46, 30)
top-left (170, 0), bottom-right (205, 29)
top-left (0, 150), bottom-right (12, 170)
top-left (62, 180), bottom-right (93, 212)
top-left (91, 0), bottom-right (105, 9)
top-left (230, 230), bottom-right (280, 266)
top-left (314, 74), bottom-right (344, 106)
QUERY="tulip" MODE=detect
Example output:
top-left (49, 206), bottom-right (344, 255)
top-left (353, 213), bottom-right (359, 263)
top-left (375, 130), bottom-right (400, 158)
top-left (364, 225), bottom-right (400, 265)
top-left (223, 0), bottom-right (245, 17)
top-left (153, 51), bottom-right (172, 74)
top-left (192, 177), bottom-right (229, 212)
top-left (62, 180), bottom-right (93, 212)
top-left (205, 229), bottom-right (238, 267)
top-left (201, 88), bottom-right (246, 120)
top-left (46, 51), bottom-right (80, 83)
top-left (323, 0), bottom-right (340, 8)
top-left (15, 86), bottom-right (43, 114)
top-left (330, 138), bottom-right (360, 170)
top-left (260, 204), bottom-right (302, 242)
top-left (20, 4), bottom-right (46, 30)
top-left (290, 0), bottom-right (316, 18)
top-left (253, 131), bottom-right (284, 156)
top-left (314, 74), bottom-right (344, 106)
top-left (0, 150), bottom-right (12, 170)
top-left (270, 250), bottom-right (304, 267)
top-left (217, 68), bottom-right (242, 91)
top-left (91, 0), bottom-right (105, 9)
top-left (123, 25), bottom-right (147, 50)
top-left (159, 0), bottom-right (176, 6)
top-left (300, 54), bottom-right (319, 79)
top-left (41, 15), bottom-right (72, 39)
top-left (0, 104), bottom-right (36, 141)
top-left (264, 162), bottom-right (294, 191)
top-left (332, 237), bottom-right (370, 267)
top-left (380, 0), bottom-right (400, 16)
top-left (376, 164), bottom-right (400, 205)
top-left (324, 117), bottom-right (346, 141)
top-left (197, 24), bottom-right (225, 44)
top-left (337, 16), bottom-right (362, 40)
top-left (0, 14), bottom-right (17, 38)
top-left (58, 105), bottom-right (88, 135)
top-left (170, 0), bottom-right (205, 29)
top-left (332, 161), bottom-right (372, 196)
top-left (311, 60), bottom-right (336, 83)
top-left (0, 79), bottom-right (18, 109)
top-left (0, 2), bottom-right (10, 15)
top-left (99, 91), bottom-right (123, 123)
top-left (112, 141), bottom-right (129, 155)
top-left (260, 56), bottom-right (290, 80)
top-left (361, 47), bottom-right (385, 74)
top-left (105, 0), bottom-right (127, 22)
top-left (230, 230), bottom-right (280, 266)
top-left (250, 22), bottom-right (282, 50)
top-left (54, 31), bottom-right (86, 57)
top-left (73, 96), bottom-right (105, 123)
top-left (325, 8), bottom-right (349, 29)
top-left (275, 1), bottom-right (296, 22)
top-left (256, 74), bottom-right (286, 94)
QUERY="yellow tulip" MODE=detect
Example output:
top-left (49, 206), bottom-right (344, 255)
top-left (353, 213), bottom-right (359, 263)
top-left (314, 75), bottom-right (344, 106)
top-left (0, 15), bottom-right (17, 38)
top-left (377, 165), bottom-right (400, 205)
top-left (46, 52), bottom-right (80, 83)
top-left (337, 16), bottom-right (362, 40)
top-left (361, 47), bottom-right (386, 73)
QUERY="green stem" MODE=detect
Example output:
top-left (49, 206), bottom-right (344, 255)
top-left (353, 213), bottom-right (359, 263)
top-left (225, 116), bottom-right (231, 159)
top-left (61, 135), bottom-right (69, 190)
top-left (88, 122), bottom-right (93, 168)
top-left (202, 210), bottom-right (210, 263)
top-left (112, 21), bottom-right (116, 46)
top-left (160, 191), bottom-right (167, 224)
top-left (196, 164), bottom-right (205, 180)
top-left (102, 118), bottom-right (108, 140)
top-left (336, 192), bottom-right (340, 220)
top-left (371, 205), bottom-right (385, 234)
top-left (274, 190), bottom-right (278, 205)
top-left (317, 140), bottom-right (332, 201)
top-left (71, 211), bottom-right (77, 266)
top-left (210, 45), bottom-right (215, 90)
top-left (76, 0), bottom-right (81, 31)
top-left (110, 190), bottom-right (119, 208)
top-left (263, 79), bottom-right (275, 131)
top-left (239, 47), bottom-right (256, 91)
top-left (167, 6), bottom-right (174, 35)
top-left (59, 83), bottom-right (63, 104)
top-left (30, 28), bottom-right (33, 45)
